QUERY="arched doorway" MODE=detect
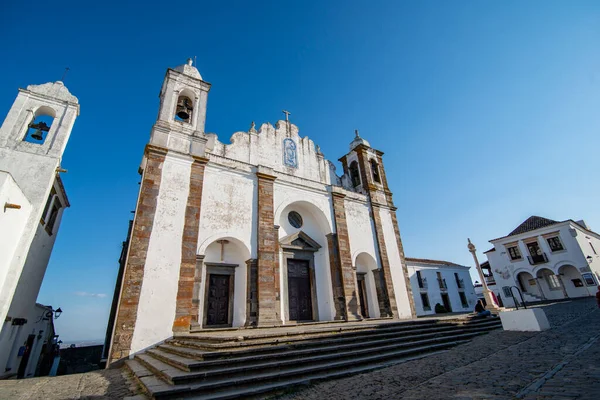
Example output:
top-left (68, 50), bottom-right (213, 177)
top-left (516, 271), bottom-right (542, 300)
top-left (558, 265), bottom-right (591, 298)
top-left (355, 253), bottom-right (381, 319)
top-left (277, 200), bottom-right (335, 322)
top-left (199, 237), bottom-right (250, 328)
top-left (535, 268), bottom-right (564, 301)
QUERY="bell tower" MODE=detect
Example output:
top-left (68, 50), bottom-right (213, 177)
top-left (338, 130), bottom-right (417, 318)
top-left (0, 80), bottom-right (79, 327)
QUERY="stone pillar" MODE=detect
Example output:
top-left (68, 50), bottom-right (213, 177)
top-left (173, 156), bottom-right (208, 332)
top-left (109, 144), bottom-right (167, 364)
top-left (191, 255), bottom-right (205, 324)
top-left (370, 205), bottom-right (398, 317)
top-left (388, 209), bottom-right (416, 317)
top-left (327, 233), bottom-right (345, 320)
top-left (331, 191), bottom-right (362, 320)
top-left (371, 268), bottom-right (388, 315)
top-left (245, 258), bottom-right (258, 326)
top-left (256, 169), bottom-right (282, 325)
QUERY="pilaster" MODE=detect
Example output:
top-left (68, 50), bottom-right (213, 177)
top-left (331, 191), bottom-right (362, 320)
top-left (191, 255), bottom-right (205, 324)
top-left (326, 233), bottom-right (345, 320)
top-left (109, 144), bottom-right (167, 364)
top-left (256, 168), bottom-right (282, 325)
top-left (245, 258), bottom-right (259, 326)
top-left (389, 209), bottom-right (416, 317)
top-left (370, 204), bottom-right (398, 317)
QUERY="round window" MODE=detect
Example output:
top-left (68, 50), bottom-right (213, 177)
top-left (288, 211), bottom-right (303, 229)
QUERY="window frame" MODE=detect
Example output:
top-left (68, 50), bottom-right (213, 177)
top-left (507, 245), bottom-right (522, 261)
top-left (420, 293), bottom-right (431, 311)
top-left (546, 236), bottom-right (564, 252)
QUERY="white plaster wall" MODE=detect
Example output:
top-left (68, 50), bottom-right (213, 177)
top-left (0, 172), bottom-right (31, 298)
top-left (274, 184), bottom-right (335, 322)
top-left (379, 208), bottom-right (412, 318)
top-left (208, 122), bottom-right (334, 185)
top-left (130, 154), bottom-right (191, 354)
top-left (345, 200), bottom-right (379, 267)
top-left (197, 166), bottom-right (256, 258)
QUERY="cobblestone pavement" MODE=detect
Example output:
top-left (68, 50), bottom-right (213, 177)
top-left (276, 298), bottom-right (600, 400)
top-left (0, 368), bottom-right (139, 400)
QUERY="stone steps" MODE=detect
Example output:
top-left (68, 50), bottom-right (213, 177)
top-left (125, 317), bottom-right (502, 399)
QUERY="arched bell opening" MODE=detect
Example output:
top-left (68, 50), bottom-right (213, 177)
top-left (355, 252), bottom-right (380, 319)
top-left (23, 106), bottom-right (56, 144)
top-left (369, 158), bottom-right (381, 184)
top-left (349, 161), bottom-right (361, 188)
top-left (174, 94), bottom-right (194, 123)
top-left (198, 237), bottom-right (250, 328)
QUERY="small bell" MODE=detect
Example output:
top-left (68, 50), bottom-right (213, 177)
top-left (31, 128), bottom-right (44, 140)
top-left (176, 98), bottom-right (192, 120)
top-left (29, 121), bottom-right (50, 141)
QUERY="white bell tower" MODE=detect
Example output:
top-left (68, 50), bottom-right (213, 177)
top-left (0, 80), bottom-right (79, 327)
top-left (150, 58), bottom-right (211, 157)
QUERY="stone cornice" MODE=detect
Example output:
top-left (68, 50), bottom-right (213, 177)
top-left (256, 171), bottom-right (277, 181)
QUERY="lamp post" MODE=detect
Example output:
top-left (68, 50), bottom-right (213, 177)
top-left (468, 238), bottom-right (500, 310)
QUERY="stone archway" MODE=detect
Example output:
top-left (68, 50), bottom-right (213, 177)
top-left (197, 237), bottom-right (250, 328)
top-left (516, 271), bottom-right (543, 300)
top-left (558, 265), bottom-right (591, 298)
top-left (535, 267), bottom-right (565, 301)
top-left (355, 253), bottom-right (381, 319)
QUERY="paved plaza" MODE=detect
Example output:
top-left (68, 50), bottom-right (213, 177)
top-left (0, 298), bottom-right (598, 400)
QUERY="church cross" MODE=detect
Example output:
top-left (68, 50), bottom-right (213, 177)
top-left (282, 110), bottom-right (291, 121)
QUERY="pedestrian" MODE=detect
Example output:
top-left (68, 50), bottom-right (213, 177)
top-left (474, 299), bottom-right (492, 317)
top-left (596, 285), bottom-right (600, 309)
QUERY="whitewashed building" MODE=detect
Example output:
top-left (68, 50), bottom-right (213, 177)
top-left (405, 258), bottom-right (477, 316)
top-left (484, 216), bottom-right (599, 308)
top-left (0, 81), bottom-right (76, 378)
top-left (107, 60), bottom-right (416, 364)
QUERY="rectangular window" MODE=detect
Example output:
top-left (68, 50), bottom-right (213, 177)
top-left (546, 236), bottom-right (564, 252)
top-left (590, 242), bottom-right (597, 255)
top-left (458, 292), bottom-right (468, 308)
top-left (546, 274), bottom-right (561, 290)
top-left (507, 246), bottom-right (522, 260)
top-left (416, 271), bottom-right (423, 288)
top-left (502, 286), bottom-right (513, 298)
top-left (420, 293), bottom-right (431, 310)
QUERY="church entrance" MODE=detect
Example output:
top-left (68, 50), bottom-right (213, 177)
top-left (357, 273), bottom-right (369, 318)
top-left (206, 274), bottom-right (230, 326)
top-left (287, 259), bottom-right (313, 321)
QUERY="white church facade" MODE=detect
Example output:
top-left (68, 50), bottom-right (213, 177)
top-left (107, 60), bottom-right (416, 364)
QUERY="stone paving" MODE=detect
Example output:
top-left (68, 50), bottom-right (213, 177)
top-left (0, 298), bottom-right (597, 399)
top-left (276, 298), bottom-right (600, 400)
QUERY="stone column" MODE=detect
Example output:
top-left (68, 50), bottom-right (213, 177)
top-left (371, 268), bottom-right (388, 316)
top-left (256, 168), bottom-right (282, 325)
top-left (172, 156), bottom-right (208, 332)
top-left (245, 259), bottom-right (259, 326)
top-left (191, 255), bottom-right (205, 324)
top-left (327, 233), bottom-right (345, 320)
top-left (331, 191), bottom-right (362, 320)
top-left (370, 205), bottom-right (398, 317)
top-left (109, 144), bottom-right (167, 364)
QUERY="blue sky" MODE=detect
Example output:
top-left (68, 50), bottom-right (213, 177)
top-left (1, 1), bottom-right (599, 342)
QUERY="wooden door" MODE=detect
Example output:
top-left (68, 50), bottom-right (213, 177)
top-left (287, 259), bottom-right (313, 321)
top-left (207, 274), bottom-right (230, 326)
top-left (357, 276), bottom-right (369, 318)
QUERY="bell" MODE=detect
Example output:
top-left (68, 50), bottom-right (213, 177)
top-left (176, 98), bottom-right (192, 120)
top-left (31, 128), bottom-right (44, 141)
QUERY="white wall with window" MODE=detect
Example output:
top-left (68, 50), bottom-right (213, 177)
top-left (405, 258), bottom-right (478, 316)
top-left (484, 216), bottom-right (599, 308)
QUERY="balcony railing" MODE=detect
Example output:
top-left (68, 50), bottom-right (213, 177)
top-left (527, 252), bottom-right (549, 265)
top-left (484, 275), bottom-right (496, 286)
top-left (438, 278), bottom-right (447, 290)
top-left (418, 278), bottom-right (428, 289)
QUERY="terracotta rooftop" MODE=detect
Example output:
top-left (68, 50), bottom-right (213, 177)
top-left (507, 216), bottom-right (559, 236)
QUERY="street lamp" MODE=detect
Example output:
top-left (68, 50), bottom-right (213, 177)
top-left (467, 238), bottom-right (500, 310)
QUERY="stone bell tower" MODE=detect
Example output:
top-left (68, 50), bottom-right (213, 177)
top-left (109, 59), bottom-right (213, 364)
top-left (0, 80), bottom-right (79, 327)
top-left (338, 130), bottom-right (416, 318)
